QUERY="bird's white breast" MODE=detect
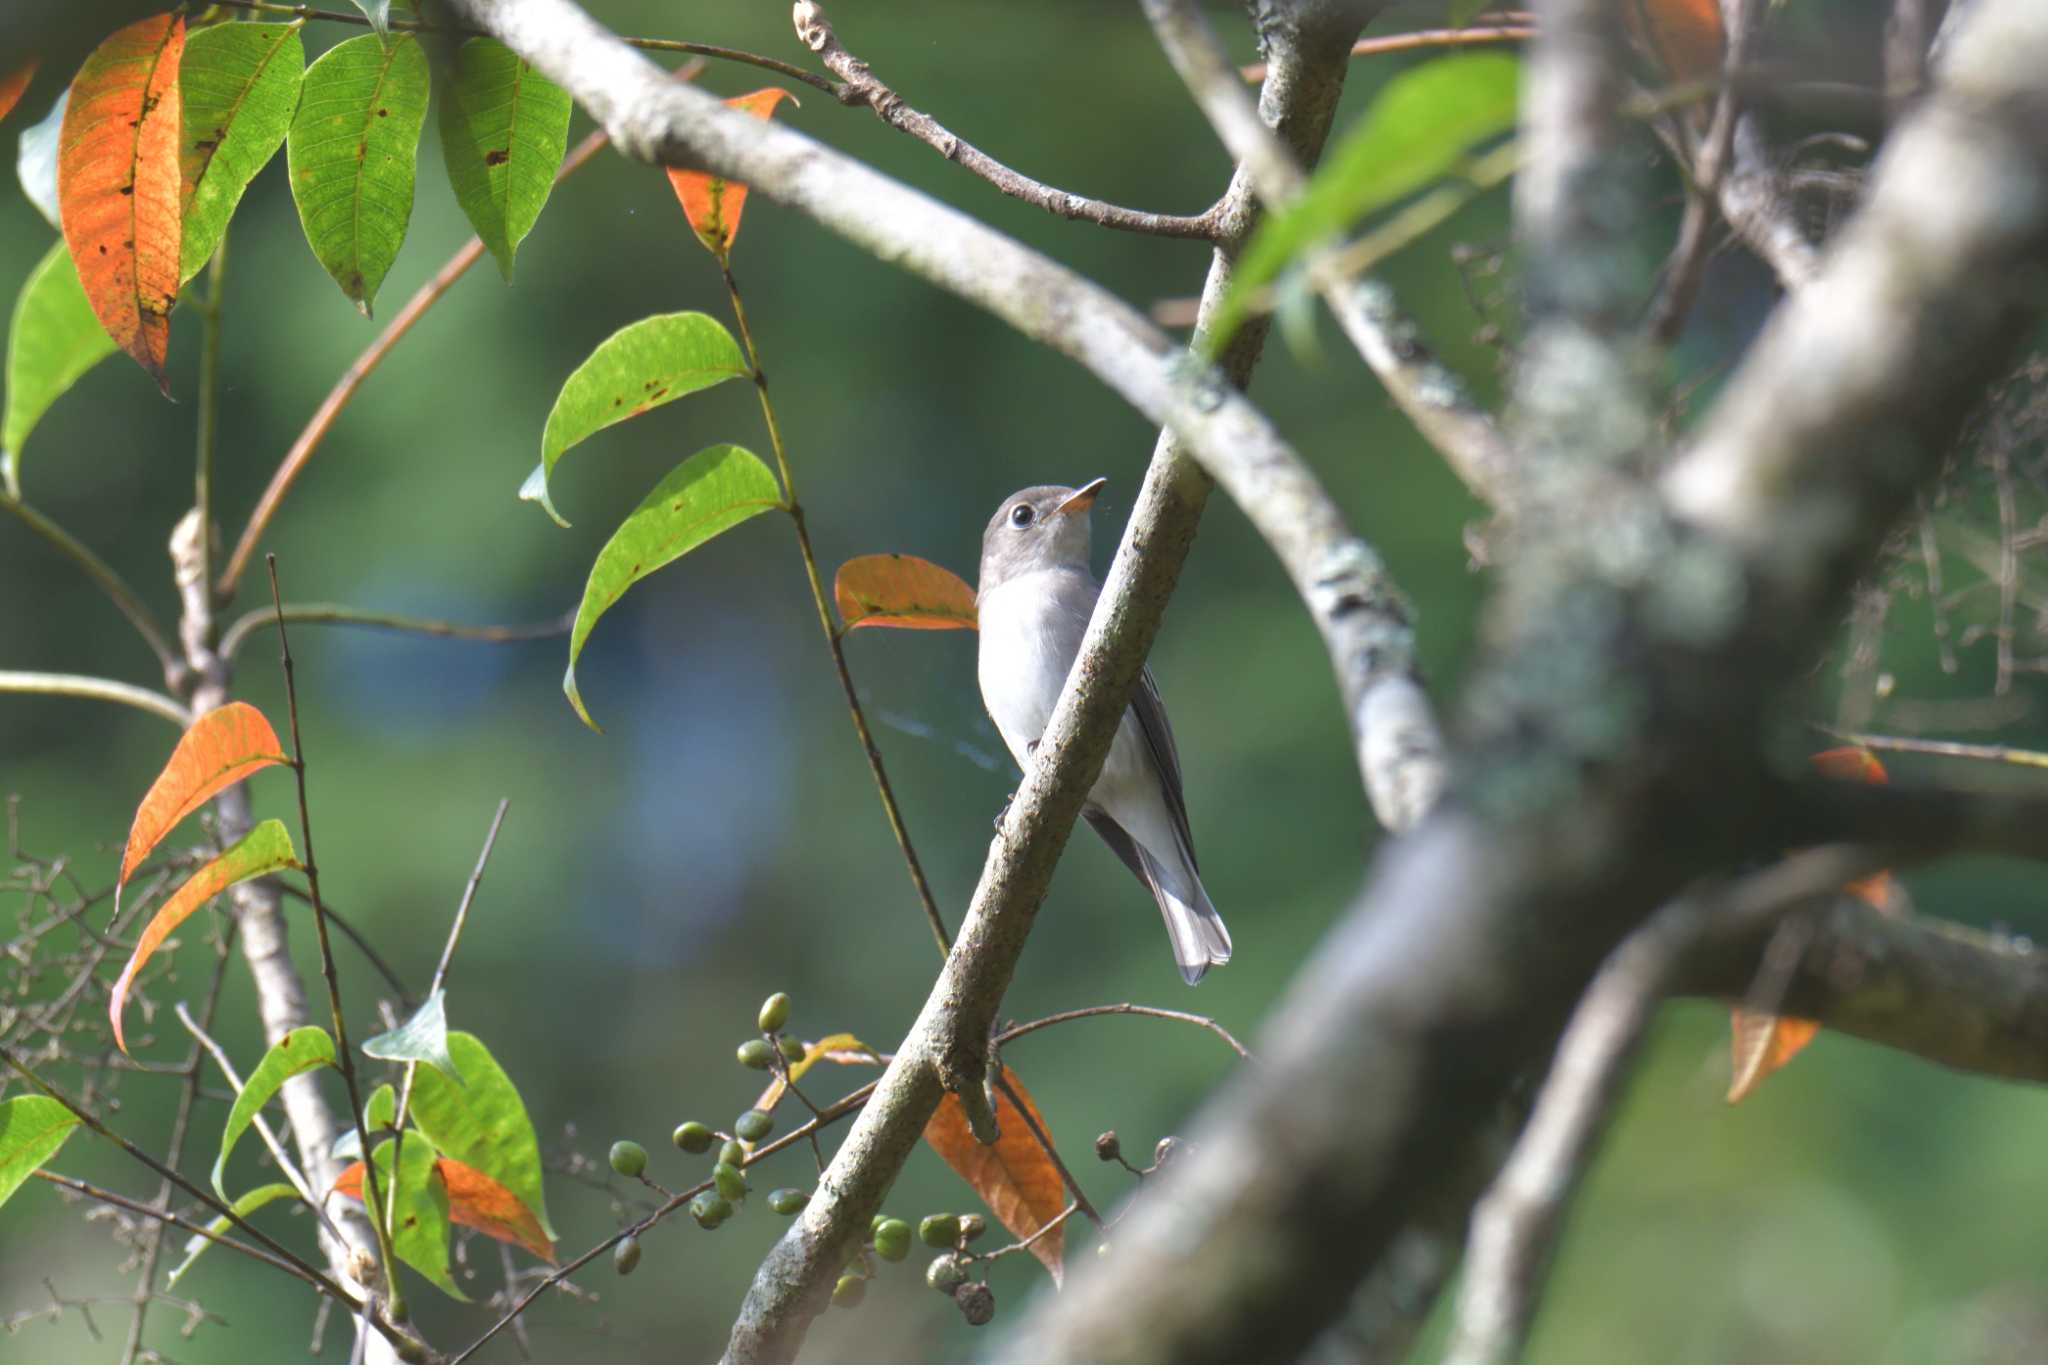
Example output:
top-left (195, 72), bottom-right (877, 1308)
top-left (976, 571), bottom-right (1089, 767)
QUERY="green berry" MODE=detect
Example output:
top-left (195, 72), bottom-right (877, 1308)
top-left (737, 1039), bottom-right (774, 1070)
top-left (873, 1218), bottom-right (912, 1262)
top-left (870, 1214), bottom-right (888, 1236)
top-left (927, 1252), bottom-right (971, 1294)
top-left (608, 1140), bottom-right (647, 1179)
top-left (714, 1161), bottom-right (749, 1202)
top-left (832, 1274), bottom-right (867, 1308)
top-left (918, 1214), bottom-right (961, 1248)
top-left (734, 1109), bottom-right (774, 1143)
top-left (779, 1036), bottom-right (806, 1063)
top-left (956, 1213), bottom-right (987, 1243)
top-left (720, 1140), bottom-right (747, 1168)
top-left (614, 1235), bottom-right (641, 1275)
top-left (672, 1121), bottom-right (714, 1154)
top-left (758, 992), bottom-right (792, 1033)
top-left (690, 1193), bottom-right (733, 1229)
top-left (767, 1187), bottom-right (809, 1216)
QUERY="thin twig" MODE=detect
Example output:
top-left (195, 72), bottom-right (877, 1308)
top-left (275, 882), bottom-right (415, 1005)
top-left (995, 1002), bottom-right (1251, 1059)
top-left (1240, 20), bottom-right (1537, 82)
top-left (0, 497), bottom-right (179, 672)
top-left (993, 1069), bottom-right (1101, 1227)
top-left (220, 602), bottom-right (575, 662)
top-left (792, 1), bottom-right (1222, 241)
top-left (175, 1001), bottom-right (327, 1220)
top-left (1648, 0), bottom-right (1760, 341)
top-left (209, 0), bottom-right (838, 94)
top-left (0, 671), bottom-right (192, 728)
top-left (983, 1200), bottom-right (1081, 1262)
top-left (1819, 729), bottom-right (2048, 771)
top-left (720, 264), bottom-right (953, 955)
top-left (193, 228), bottom-right (228, 620)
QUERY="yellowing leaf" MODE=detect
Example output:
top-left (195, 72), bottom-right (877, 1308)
top-left (923, 1066), bottom-right (1067, 1284)
top-left (666, 87), bottom-right (796, 260)
top-left (110, 820), bottom-right (300, 1053)
top-left (120, 700), bottom-right (288, 893)
top-left (835, 554), bottom-right (979, 632)
top-left (751, 1031), bottom-right (879, 1116)
top-left (332, 1153), bottom-right (555, 1263)
top-left (57, 12), bottom-right (184, 392)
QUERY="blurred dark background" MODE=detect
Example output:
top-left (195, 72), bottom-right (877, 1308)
top-left (4, 2), bottom-right (2045, 1362)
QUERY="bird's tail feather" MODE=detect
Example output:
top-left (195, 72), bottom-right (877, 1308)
top-left (1137, 845), bottom-right (1231, 985)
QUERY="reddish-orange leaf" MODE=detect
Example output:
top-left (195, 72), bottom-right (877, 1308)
top-left (1726, 747), bottom-right (1894, 1103)
top-left (835, 554), bottom-right (979, 632)
top-left (1623, 0), bottom-right (1724, 84)
top-left (666, 87), bottom-right (796, 260)
top-left (120, 701), bottom-right (288, 893)
top-left (0, 59), bottom-right (38, 124)
top-left (110, 819), bottom-right (297, 1053)
top-left (923, 1067), bottom-right (1067, 1284)
top-left (333, 1155), bottom-right (555, 1261)
top-left (57, 12), bottom-right (184, 392)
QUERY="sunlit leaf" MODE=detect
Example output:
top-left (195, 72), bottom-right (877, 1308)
top-left (563, 443), bottom-right (783, 730)
top-left (286, 33), bottom-right (429, 314)
top-left (57, 12), bottom-right (185, 392)
top-left (835, 554), bottom-right (978, 632)
top-left (363, 987), bottom-right (462, 1084)
top-left (407, 1030), bottom-right (555, 1243)
top-left (750, 1031), bottom-right (878, 1116)
top-left (179, 21), bottom-right (304, 283)
top-left (3, 238), bottom-right (118, 495)
top-left (923, 1065), bottom-right (1067, 1284)
top-left (0, 1095), bottom-right (80, 1211)
top-left (211, 1025), bottom-right (334, 1198)
top-left (437, 37), bottom-right (572, 281)
top-left (110, 819), bottom-right (300, 1053)
top-left (438, 1155), bottom-right (554, 1260)
top-left (119, 699), bottom-right (288, 891)
top-left (666, 87), bottom-right (796, 261)
top-left (519, 311), bottom-right (749, 526)
top-left (1209, 52), bottom-right (1520, 351)
top-left (1624, 0), bottom-right (1725, 83)
top-left (336, 1138), bottom-right (467, 1299)
top-left (17, 90), bottom-right (66, 228)
top-left (0, 60), bottom-right (37, 125)
top-left (1726, 747), bottom-right (1895, 1103)
top-left (168, 1181), bottom-right (300, 1286)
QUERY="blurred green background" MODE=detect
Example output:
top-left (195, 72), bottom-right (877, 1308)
top-left (4, 2), bottom-right (2045, 1362)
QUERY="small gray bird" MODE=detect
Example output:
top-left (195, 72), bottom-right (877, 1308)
top-left (976, 479), bottom-right (1231, 984)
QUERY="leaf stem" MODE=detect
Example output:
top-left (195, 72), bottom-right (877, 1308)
top-left (720, 264), bottom-right (953, 957)
top-left (0, 671), bottom-right (191, 728)
top-left (262, 556), bottom-right (407, 1324)
top-left (0, 497), bottom-right (178, 673)
top-left (220, 601), bottom-right (574, 661)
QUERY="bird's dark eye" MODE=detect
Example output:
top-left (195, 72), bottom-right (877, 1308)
top-left (1009, 503), bottom-right (1035, 528)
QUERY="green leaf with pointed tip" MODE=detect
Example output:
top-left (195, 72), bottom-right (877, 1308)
top-left (179, 21), bottom-right (304, 284)
top-left (408, 1031), bottom-right (555, 1243)
top-left (331, 1080), bottom-right (395, 1163)
top-left (0, 1095), bottom-right (80, 1210)
top-left (167, 1181), bottom-right (300, 1287)
top-left (362, 987), bottom-right (462, 1085)
top-left (564, 444), bottom-right (783, 730)
top-left (4, 238), bottom-right (118, 495)
top-left (212, 1026), bottom-right (334, 1199)
top-left (438, 38), bottom-right (571, 282)
top-left (286, 33), bottom-right (428, 315)
top-left (1209, 52), bottom-right (1521, 351)
top-left (521, 311), bottom-right (749, 526)
top-left (367, 1137), bottom-right (467, 1300)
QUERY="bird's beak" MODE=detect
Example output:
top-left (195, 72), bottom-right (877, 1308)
top-left (1055, 477), bottom-right (1107, 517)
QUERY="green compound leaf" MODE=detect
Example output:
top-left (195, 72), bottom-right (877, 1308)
top-left (408, 1031), bottom-right (555, 1244)
top-left (286, 33), bottom-right (429, 315)
top-left (3, 238), bottom-right (118, 496)
top-left (519, 311), bottom-right (749, 526)
top-left (167, 1181), bottom-right (301, 1287)
top-left (362, 987), bottom-right (462, 1085)
top-left (179, 21), bottom-right (305, 284)
top-left (1209, 52), bottom-right (1521, 351)
top-left (563, 444), bottom-right (783, 730)
top-left (211, 1025), bottom-right (335, 1199)
top-left (0, 1095), bottom-right (81, 1210)
top-left (437, 38), bottom-right (571, 282)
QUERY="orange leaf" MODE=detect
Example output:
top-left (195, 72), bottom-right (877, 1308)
top-left (110, 820), bottom-right (297, 1053)
top-left (120, 701), bottom-right (288, 893)
top-left (835, 554), bottom-right (979, 632)
top-left (57, 12), bottom-right (184, 392)
top-left (666, 87), bottom-right (796, 260)
top-left (1726, 747), bottom-right (1895, 1102)
top-left (750, 1032), bottom-right (879, 1126)
top-left (333, 1154), bottom-right (555, 1262)
top-left (0, 59), bottom-right (38, 124)
top-left (1623, 0), bottom-right (1724, 84)
top-left (923, 1067), bottom-right (1067, 1284)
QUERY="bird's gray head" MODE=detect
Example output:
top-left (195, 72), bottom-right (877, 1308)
top-left (977, 479), bottom-right (1106, 599)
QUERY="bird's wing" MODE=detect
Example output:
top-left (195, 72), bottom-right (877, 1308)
top-left (1128, 665), bottom-right (1197, 871)
top-left (1083, 808), bottom-right (1150, 883)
